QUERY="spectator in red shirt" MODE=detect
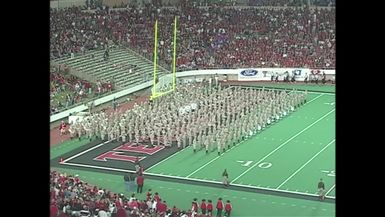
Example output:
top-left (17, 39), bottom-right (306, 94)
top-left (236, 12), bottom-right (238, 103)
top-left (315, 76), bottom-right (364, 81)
top-left (216, 198), bottom-right (224, 217)
top-left (207, 199), bottom-right (213, 216)
top-left (50, 202), bottom-right (58, 217)
top-left (200, 199), bottom-right (207, 215)
top-left (136, 174), bottom-right (144, 193)
top-left (116, 206), bottom-right (127, 217)
top-left (225, 200), bottom-right (232, 217)
top-left (146, 189), bottom-right (152, 201)
top-left (154, 192), bottom-right (161, 203)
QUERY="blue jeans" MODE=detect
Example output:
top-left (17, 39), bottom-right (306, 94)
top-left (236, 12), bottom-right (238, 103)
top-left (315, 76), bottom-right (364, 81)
top-left (125, 181), bottom-right (130, 192)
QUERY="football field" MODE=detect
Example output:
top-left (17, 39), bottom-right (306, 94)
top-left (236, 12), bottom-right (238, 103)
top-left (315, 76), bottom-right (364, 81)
top-left (144, 91), bottom-right (335, 199)
top-left (51, 84), bottom-right (335, 216)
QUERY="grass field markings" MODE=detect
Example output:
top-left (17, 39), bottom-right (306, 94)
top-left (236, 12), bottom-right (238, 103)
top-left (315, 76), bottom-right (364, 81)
top-left (98, 178), bottom-right (103, 180)
top-left (271, 138), bottom-right (275, 140)
top-left (195, 191), bottom-right (200, 193)
top-left (242, 197), bottom-right (247, 200)
top-left (231, 108), bottom-right (335, 184)
top-left (61, 140), bottom-right (112, 163)
top-left (291, 204), bottom-right (296, 207)
top-left (312, 207), bottom-right (317, 210)
top-left (159, 186), bottom-right (164, 189)
top-left (325, 184), bottom-right (336, 196)
top-left (301, 205), bottom-right (307, 208)
top-left (204, 192), bottom-right (209, 195)
top-left (251, 198), bottom-right (256, 201)
top-left (167, 188), bottom-right (173, 190)
top-left (185, 189), bottom-right (190, 192)
top-left (281, 203), bottom-right (287, 205)
top-left (311, 142), bottom-right (315, 144)
top-left (233, 196), bottom-right (238, 199)
top-left (322, 208), bottom-right (327, 211)
top-left (59, 162), bottom-right (336, 199)
top-left (303, 141), bottom-right (306, 143)
top-left (276, 139), bottom-right (335, 189)
top-left (279, 139), bottom-right (283, 141)
top-left (272, 201), bottom-right (276, 204)
top-left (146, 146), bottom-right (189, 171)
top-left (230, 183), bottom-right (329, 198)
top-left (186, 155), bottom-right (222, 178)
top-left (177, 189), bottom-right (181, 191)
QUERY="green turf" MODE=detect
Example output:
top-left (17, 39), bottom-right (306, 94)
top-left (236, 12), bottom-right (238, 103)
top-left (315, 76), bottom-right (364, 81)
top-left (52, 167), bottom-right (335, 217)
top-left (51, 86), bottom-right (335, 217)
top-left (146, 94), bottom-right (335, 196)
top-left (50, 137), bottom-right (93, 160)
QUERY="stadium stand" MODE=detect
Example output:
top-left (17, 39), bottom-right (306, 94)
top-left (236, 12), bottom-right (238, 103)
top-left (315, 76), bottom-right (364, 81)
top-left (50, 5), bottom-right (335, 73)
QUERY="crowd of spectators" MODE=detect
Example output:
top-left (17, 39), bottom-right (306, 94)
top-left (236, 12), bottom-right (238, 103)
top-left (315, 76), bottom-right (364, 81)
top-left (50, 2), bottom-right (335, 78)
top-left (50, 65), bottom-right (113, 115)
top-left (51, 170), bottom-right (232, 217)
top-left (50, 4), bottom-right (334, 71)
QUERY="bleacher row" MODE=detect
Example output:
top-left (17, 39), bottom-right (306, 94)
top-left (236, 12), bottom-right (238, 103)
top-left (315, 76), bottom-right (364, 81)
top-left (53, 47), bottom-right (169, 90)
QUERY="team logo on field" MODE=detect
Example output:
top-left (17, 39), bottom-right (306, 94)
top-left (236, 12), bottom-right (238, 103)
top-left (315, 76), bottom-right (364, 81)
top-left (93, 142), bottom-right (165, 163)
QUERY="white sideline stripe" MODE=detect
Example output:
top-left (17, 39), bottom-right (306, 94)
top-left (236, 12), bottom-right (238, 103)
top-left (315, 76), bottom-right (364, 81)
top-left (325, 184), bottom-right (336, 196)
top-left (59, 161), bottom-right (335, 199)
top-left (146, 147), bottom-right (189, 171)
top-left (186, 94), bottom-right (324, 178)
top-left (60, 161), bottom-right (137, 173)
top-left (276, 139), bottom-right (335, 189)
top-left (231, 108), bottom-right (335, 183)
top-left (62, 140), bottom-right (112, 163)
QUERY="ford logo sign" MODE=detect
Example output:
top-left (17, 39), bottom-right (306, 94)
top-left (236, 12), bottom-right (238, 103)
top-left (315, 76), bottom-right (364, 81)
top-left (240, 69), bottom-right (258, 76)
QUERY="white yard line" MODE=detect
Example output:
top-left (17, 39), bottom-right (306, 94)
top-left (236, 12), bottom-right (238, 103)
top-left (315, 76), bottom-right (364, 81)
top-left (276, 139), bottom-right (335, 189)
top-left (230, 108), bottom-right (335, 184)
top-left (325, 184), bottom-right (336, 196)
top-left (146, 147), bottom-right (189, 171)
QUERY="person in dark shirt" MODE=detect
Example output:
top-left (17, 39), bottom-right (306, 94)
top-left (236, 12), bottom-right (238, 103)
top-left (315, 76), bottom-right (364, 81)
top-left (318, 178), bottom-right (326, 201)
top-left (222, 169), bottom-right (229, 187)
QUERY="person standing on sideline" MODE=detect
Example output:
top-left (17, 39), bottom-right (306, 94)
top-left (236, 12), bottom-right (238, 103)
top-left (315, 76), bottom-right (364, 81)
top-left (224, 200), bottom-right (232, 217)
top-left (318, 178), bottom-right (326, 201)
top-left (207, 199), bottom-right (213, 216)
top-left (200, 199), bottom-right (207, 215)
top-left (124, 173), bottom-right (130, 192)
top-left (216, 198), bottom-right (224, 217)
top-left (59, 121), bottom-right (66, 136)
top-left (222, 169), bottom-right (229, 187)
top-left (136, 174), bottom-right (144, 194)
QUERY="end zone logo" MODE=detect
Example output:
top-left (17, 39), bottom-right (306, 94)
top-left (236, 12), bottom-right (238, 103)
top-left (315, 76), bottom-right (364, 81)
top-left (240, 69), bottom-right (258, 76)
top-left (93, 143), bottom-right (164, 163)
